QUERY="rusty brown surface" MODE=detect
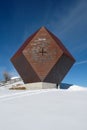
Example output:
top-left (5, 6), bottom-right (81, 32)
top-left (11, 27), bottom-right (75, 84)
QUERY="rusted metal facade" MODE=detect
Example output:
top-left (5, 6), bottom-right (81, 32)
top-left (11, 27), bottom-right (75, 84)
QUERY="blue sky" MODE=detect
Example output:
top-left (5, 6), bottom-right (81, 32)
top-left (0, 0), bottom-right (87, 87)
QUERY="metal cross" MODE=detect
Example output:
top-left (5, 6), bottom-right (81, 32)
top-left (39, 48), bottom-right (47, 56)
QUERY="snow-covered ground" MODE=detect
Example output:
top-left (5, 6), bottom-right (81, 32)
top-left (0, 83), bottom-right (87, 130)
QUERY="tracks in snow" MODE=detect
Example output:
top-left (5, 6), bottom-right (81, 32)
top-left (0, 89), bottom-right (57, 101)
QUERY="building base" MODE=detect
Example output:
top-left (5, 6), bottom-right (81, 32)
top-left (25, 82), bottom-right (60, 90)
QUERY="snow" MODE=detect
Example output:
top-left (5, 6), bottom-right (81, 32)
top-left (0, 83), bottom-right (87, 130)
top-left (11, 76), bottom-right (20, 80)
top-left (38, 38), bottom-right (46, 41)
top-left (68, 85), bottom-right (87, 91)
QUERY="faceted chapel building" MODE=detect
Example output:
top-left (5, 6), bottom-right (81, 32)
top-left (11, 27), bottom-right (75, 85)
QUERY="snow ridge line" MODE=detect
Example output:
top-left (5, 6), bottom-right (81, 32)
top-left (0, 89), bottom-right (57, 101)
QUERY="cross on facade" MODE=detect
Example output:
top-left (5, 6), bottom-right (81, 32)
top-left (39, 48), bottom-right (47, 56)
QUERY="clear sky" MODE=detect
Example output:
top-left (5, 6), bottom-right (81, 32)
top-left (0, 0), bottom-right (87, 87)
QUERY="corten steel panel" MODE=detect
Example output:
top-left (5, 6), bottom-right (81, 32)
top-left (23, 27), bottom-right (63, 81)
top-left (46, 28), bottom-right (75, 60)
top-left (11, 26), bottom-right (75, 84)
top-left (11, 54), bottom-right (41, 83)
top-left (44, 54), bottom-right (75, 84)
top-left (12, 30), bottom-right (39, 59)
